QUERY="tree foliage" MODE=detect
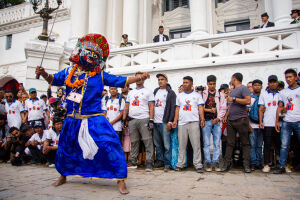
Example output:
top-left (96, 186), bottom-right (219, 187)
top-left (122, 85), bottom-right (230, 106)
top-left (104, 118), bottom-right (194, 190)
top-left (0, 0), bottom-right (25, 9)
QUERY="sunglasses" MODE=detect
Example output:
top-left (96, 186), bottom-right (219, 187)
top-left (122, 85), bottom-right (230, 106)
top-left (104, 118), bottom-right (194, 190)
top-left (5, 96), bottom-right (13, 98)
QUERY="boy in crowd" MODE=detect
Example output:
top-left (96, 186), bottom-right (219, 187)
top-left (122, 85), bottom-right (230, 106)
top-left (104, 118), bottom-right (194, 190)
top-left (172, 76), bottom-right (205, 173)
top-left (0, 114), bottom-right (11, 162)
top-left (43, 117), bottom-right (63, 167)
top-left (248, 79), bottom-right (263, 171)
top-left (274, 69), bottom-right (300, 174)
top-left (25, 121), bottom-right (47, 164)
top-left (259, 75), bottom-right (281, 173)
top-left (202, 75), bottom-right (227, 171)
top-left (104, 87), bottom-right (125, 140)
top-left (9, 127), bottom-right (27, 166)
top-left (4, 90), bottom-right (25, 129)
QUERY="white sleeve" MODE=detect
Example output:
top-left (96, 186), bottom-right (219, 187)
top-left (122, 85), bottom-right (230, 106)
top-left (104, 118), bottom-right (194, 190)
top-left (28, 134), bottom-right (35, 142)
top-left (101, 98), bottom-right (107, 111)
top-left (4, 104), bottom-right (8, 113)
top-left (126, 92), bottom-right (131, 103)
top-left (148, 90), bottom-right (155, 102)
top-left (197, 94), bottom-right (204, 105)
top-left (278, 92), bottom-right (284, 103)
top-left (258, 94), bottom-right (264, 106)
top-left (42, 101), bottom-right (47, 111)
top-left (120, 99), bottom-right (125, 111)
top-left (176, 96), bottom-right (180, 107)
top-left (24, 101), bottom-right (28, 111)
top-left (18, 101), bottom-right (25, 112)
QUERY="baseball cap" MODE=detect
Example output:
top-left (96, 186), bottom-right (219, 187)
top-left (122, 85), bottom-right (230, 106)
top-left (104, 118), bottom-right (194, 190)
top-left (48, 97), bottom-right (58, 105)
top-left (34, 121), bottom-right (43, 128)
top-left (268, 75), bottom-right (278, 82)
top-left (29, 88), bottom-right (37, 93)
top-left (156, 73), bottom-right (168, 80)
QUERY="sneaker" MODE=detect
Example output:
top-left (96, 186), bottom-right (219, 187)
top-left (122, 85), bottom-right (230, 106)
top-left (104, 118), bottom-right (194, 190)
top-left (220, 163), bottom-right (231, 172)
top-left (164, 165), bottom-right (170, 172)
top-left (145, 160), bottom-right (153, 172)
top-left (127, 162), bottom-right (137, 169)
top-left (205, 163), bottom-right (212, 172)
top-left (154, 160), bottom-right (164, 169)
top-left (250, 165), bottom-right (256, 172)
top-left (213, 162), bottom-right (221, 172)
top-left (175, 167), bottom-right (184, 171)
top-left (196, 167), bottom-right (204, 173)
top-left (262, 165), bottom-right (271, 173)
top-left (285, 166), bottom-right (292, 173)
top-left (273, 167), bottom-right (286, 174)
top-left (244, 166), bottom-right (251, 173)
top-left (48, 164), bottom-right (55, 168)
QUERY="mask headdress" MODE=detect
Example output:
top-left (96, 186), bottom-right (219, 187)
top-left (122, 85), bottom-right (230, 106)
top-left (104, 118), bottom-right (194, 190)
top-left (70, 33), bottom-right (109, 71)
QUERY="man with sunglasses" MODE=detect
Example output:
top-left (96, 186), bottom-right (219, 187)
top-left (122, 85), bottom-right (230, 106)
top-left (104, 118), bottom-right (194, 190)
top-left (24, 88), bottom-right (50, 128)
top-left (4, 90), bottom-right (25, 129)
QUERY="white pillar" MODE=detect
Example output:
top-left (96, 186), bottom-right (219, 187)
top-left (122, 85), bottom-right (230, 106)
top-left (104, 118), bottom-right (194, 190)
top-left (70, 0), bottom-right (88, 38)
top-left (190, 0), bottom-right (209, 36)
top-left (106, 0), bottom-right (123, 48)
top-left (141, 0), bottom-right (152, 44)
top-left (272, 0), bottom-right (292, 26)
top-left (89, 0), bottom-right (107, 34)
top-left (263, 0), bottom-right (273, 21)
top-left (123, 0), bottom-right (139, 44)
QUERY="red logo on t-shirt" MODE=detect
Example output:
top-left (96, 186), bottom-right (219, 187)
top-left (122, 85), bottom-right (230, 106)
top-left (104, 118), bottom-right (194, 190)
top-left (132, 96), bottom-right (140, 106)
top-left (286, 98), bottom-right (294, 111)
top-left (268, 103), bottom-right (271, 107)
top-left (183, 100), bottom-right (192, 111)
top-left (33, 106), bottom-right (36, 110)
top-left (155, 99), bottom-right (162, 107)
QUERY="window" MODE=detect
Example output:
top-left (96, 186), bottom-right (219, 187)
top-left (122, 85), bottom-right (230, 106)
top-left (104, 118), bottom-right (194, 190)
top-left (224, 20), bottom-right (250, 33)
top-left (6, 34), bottom-right (12, 50)
top-left (215, 0), bottom-right (229, 8)
top-left (170, 28), bottom-right (191, 39)
top-left (163, 0), bottom-right (189, 12)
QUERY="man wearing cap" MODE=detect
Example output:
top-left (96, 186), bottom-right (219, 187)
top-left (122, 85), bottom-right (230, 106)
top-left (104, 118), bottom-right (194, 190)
top-left (25, 121), bottom-right (47, 164)
top-left (290, 9), bottom-right (300, 24)
top-left (153, 73), bottom-right (176, 171)
top-left (120, 34), bottom-right (133, 48)
top-left (260, 12), bottom-right (275, 28)
top-left (24, 88), bottom-right (49, 128)
top-left (153, 26), bottom-right (169, 43)
top-left (36, 33), bottom-right (150, 194)
top-left (258, 75), bottom-right (281, 173)
top-left (123, 71), bottom-right (155, 172)
top-left (172, 76), bottom-right (205, 173)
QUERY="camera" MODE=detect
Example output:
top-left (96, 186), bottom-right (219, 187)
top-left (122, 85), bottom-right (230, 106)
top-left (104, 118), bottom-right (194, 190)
top-left (52, 108), bottom-right (67, 120)
top-left (195, 86), bottom-right (204, 92)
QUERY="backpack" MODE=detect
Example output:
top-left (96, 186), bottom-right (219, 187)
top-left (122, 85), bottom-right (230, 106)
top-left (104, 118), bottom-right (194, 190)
top-left (249, 94), bottom-right (260, 123)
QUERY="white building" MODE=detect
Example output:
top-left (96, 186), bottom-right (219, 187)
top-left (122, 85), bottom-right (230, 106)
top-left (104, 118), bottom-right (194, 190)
top-left (0, 0), bottom-right (300, 95)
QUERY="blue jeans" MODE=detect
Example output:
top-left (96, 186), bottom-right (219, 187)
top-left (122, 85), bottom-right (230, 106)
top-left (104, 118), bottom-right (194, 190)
top-left (153, 123), bottom-right (171, 166)
top-left (201, 120), bottom-right (221, 163)
top-left (249, 128), bottom-right (263, 167)
top-left (279, 121), bottom-right (300, 168)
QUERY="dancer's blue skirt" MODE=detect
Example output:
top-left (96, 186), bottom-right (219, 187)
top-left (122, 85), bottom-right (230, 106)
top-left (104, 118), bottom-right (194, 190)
top-left (55, 115), bottom-right (127, 180)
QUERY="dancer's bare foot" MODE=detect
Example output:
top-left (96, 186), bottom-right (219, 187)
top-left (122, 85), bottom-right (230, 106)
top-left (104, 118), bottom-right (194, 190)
top-left (117, 180), bottom-right (129, 194)
top-left (52, 176), bottom-right (67, 187)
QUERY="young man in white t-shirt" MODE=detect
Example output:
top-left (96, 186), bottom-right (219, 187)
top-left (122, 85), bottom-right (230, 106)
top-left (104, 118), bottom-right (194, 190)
top-left (43, 117), bottom-right (63, 167)
top-left (248, 79), bottom-right (263, 171)
top-left (258, 75), bottom-right (281, 173)
top-left (4, 90), bottom-right (25, 129)
top-left (123, 72), bottom-right (155, 171)
top-left (24, 88), bottom-right (50, 128)
top-left (172, 76), bottom-right (205, 173)
top-left (274, 69), bottom-right (300, 174)
top-left (104, 87), bottom-right (125, 140)
top-left (25, 121), bottom-right (47, 164)
top-left (153, 73), bottom-right (176, 171)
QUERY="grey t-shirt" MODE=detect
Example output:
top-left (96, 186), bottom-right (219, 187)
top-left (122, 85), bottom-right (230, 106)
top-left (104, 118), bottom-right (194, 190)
top-left (228, 85), bottom-right (251, 121)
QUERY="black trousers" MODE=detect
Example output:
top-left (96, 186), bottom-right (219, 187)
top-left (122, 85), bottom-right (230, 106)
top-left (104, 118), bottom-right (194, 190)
top-left (263, 127), bottom-right (281, 165)
top-left (45, 150), bottom-right (56, 164)
top-left (0, 146), bottom-right (11, 161)
top-left (28, 146), bottom-right (46, 163)
top-left (224, 118), bottom-right (250, 167)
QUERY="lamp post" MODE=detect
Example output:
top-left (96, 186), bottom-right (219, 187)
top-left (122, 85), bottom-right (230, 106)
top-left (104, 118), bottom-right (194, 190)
top-left (30, 0), bottom-right (62, 41)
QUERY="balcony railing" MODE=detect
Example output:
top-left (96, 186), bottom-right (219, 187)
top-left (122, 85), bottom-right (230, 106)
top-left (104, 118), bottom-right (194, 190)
top-left (107, 25), bottom-right (300, 74)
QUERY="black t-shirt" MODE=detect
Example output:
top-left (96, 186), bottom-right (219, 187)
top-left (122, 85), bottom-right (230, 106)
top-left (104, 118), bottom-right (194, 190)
top-left (204, 92), bottom-right (217, 120)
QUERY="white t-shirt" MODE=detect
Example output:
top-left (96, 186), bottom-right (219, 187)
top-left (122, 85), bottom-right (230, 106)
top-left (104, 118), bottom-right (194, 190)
top-left (278, 86), bottom-right (300, 122)
top-left (28, 132), bottom-right (47, 150)
top-left (25, 98), bottom-right (47, 121)
top-left (249, 97), bottom-right (259, 129)
top-left (258, 90), bottom-right (280, 127)
top-left (105, 97), bottom-right (125, 132)
top-left (154, 89), bottom-right (168, 123)
top-left (126, 87), bottom-right (155, 119)
top-left (176, 91), bottom-right (204, 126)
top-left (46, 129), bottom-right (60, 147)
top-left (5, 100), bottom-right (24, 129)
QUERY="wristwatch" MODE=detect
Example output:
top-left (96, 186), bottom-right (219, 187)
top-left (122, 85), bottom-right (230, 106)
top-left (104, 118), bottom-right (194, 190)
top-left (232, 97), bottom-right (236, 103)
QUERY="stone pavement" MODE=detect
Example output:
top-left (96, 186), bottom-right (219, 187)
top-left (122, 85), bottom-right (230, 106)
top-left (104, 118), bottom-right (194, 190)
top-left (0, 163), bottom-right (299, 200)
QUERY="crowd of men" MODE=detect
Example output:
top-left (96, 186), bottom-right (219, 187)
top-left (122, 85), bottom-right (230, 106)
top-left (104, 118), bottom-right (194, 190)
top-left (0, 66), bottom-right (299, 176)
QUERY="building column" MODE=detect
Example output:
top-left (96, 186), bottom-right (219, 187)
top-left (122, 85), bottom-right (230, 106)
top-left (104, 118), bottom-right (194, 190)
top-left (141, 0), bottom-right (152, 44)
top-left (89, 0), bottom-right (107, 34)
top-left (271, 0), bottom-right (292, 26)
top-left (123, 0), bottom-right (139, 44)
top-left (190, 0), bottom-right (210, 36)
top-left (70, 0), bottom-right (88, 39)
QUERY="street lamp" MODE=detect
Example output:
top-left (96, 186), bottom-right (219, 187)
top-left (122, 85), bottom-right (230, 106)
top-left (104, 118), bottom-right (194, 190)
top-left (30, 0), bottom-right (62, 41)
